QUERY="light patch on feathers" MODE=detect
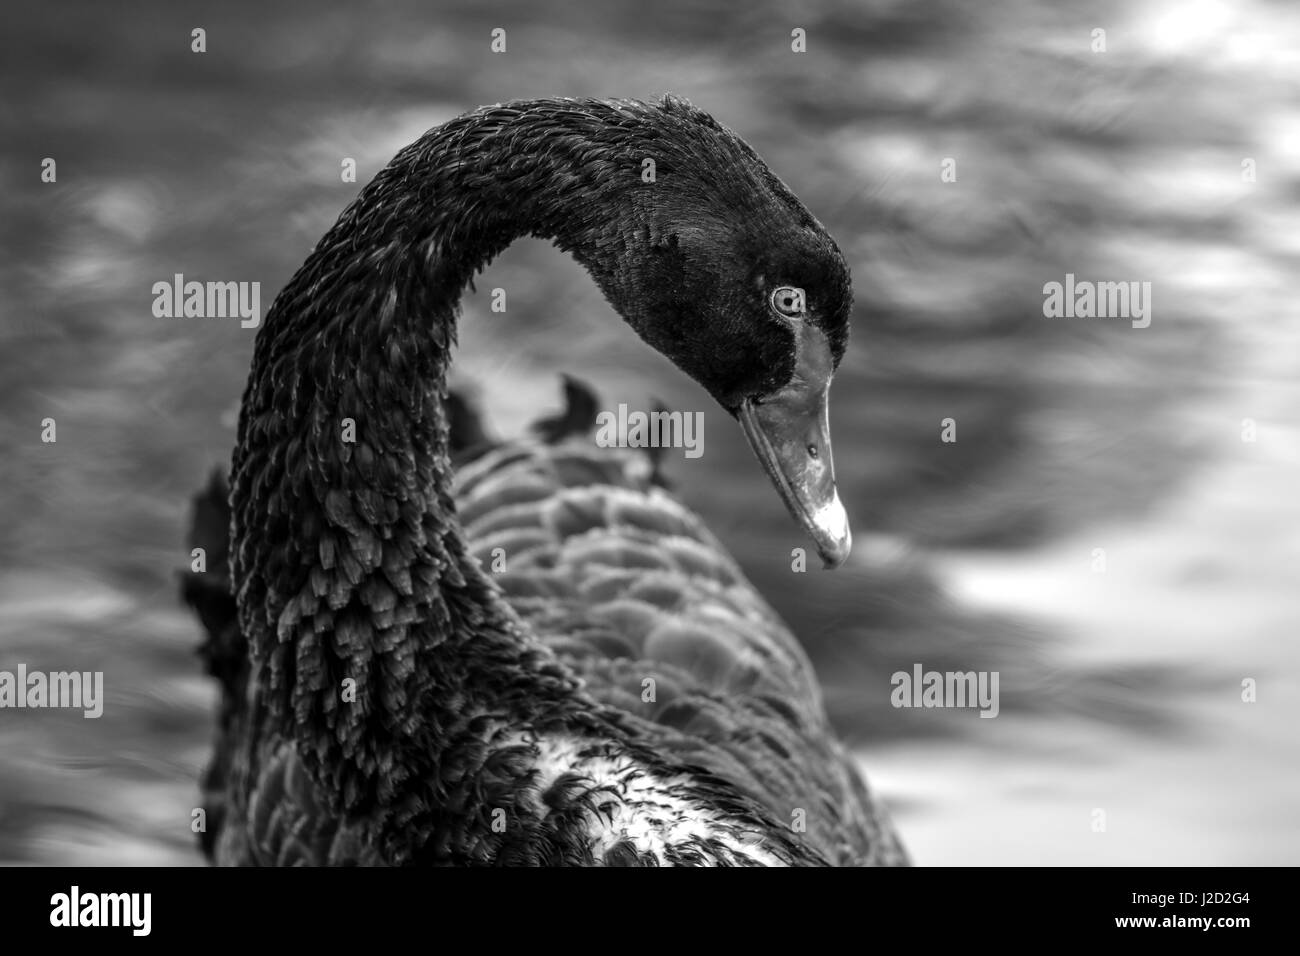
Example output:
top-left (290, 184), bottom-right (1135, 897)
top-left (505, 731), bottom-right (788, 866)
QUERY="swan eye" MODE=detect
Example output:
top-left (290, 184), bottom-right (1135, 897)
top-left (770, 286), bottom-right (806, 318)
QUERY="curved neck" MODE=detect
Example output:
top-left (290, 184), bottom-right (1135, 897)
top-left (228, 102), bottom-right (641, 859)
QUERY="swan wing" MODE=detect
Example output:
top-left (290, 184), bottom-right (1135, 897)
top-left (453, 440), bottom-right (907, 866)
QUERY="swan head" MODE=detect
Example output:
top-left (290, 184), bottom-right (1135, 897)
top-left (577, 97), bottom-right (854, 568)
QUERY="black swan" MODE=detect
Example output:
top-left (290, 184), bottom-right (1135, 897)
top-left (183, 95), bottom-right (907, 866)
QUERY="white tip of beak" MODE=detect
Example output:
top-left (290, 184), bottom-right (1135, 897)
top-left (813, 489), bottom-right (852, 569)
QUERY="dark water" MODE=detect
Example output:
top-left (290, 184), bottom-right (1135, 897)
top-left (2, 0), bottom-right (1297, 864)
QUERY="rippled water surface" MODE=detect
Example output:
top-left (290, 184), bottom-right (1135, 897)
top-left (2, 0), bottom-right (1297, 864)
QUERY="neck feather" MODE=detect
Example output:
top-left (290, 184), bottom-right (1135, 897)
top-left (228, 101), bottom-right (647, 855)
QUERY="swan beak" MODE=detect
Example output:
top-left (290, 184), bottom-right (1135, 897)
top-left (737, 333), bottom-right (851, 569)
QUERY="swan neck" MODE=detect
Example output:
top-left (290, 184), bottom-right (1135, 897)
top-left (226, 104), bottom-right (624, 847)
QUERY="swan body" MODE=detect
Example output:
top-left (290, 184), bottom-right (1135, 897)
top-left (185, 96), bottom-right (907, 866)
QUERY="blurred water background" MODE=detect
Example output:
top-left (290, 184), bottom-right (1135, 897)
top-left (2, 0), bottom-right (1297, 865)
